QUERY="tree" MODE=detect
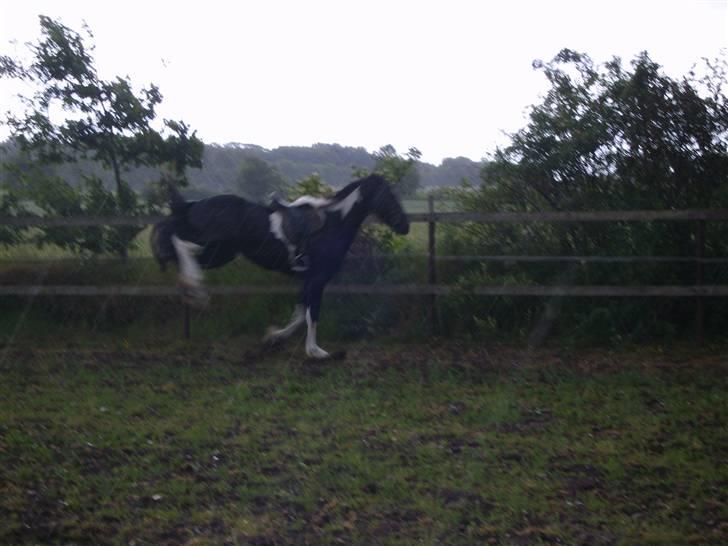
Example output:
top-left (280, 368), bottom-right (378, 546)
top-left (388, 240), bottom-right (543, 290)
top-left (286, 173), bottom-right (333, 200)
top-left (0, 184), bottom-right (24, 246)
top-left (444, 50), bottom-right (728, 341)
top-left (453, 50), bottom-right (728, 250)
top-left (480, 49), bottom-right (728, 212)
top-left (235, 156), bottom-right (287, 201)
top-left (458, 49), bottom-right (728, 265)
top-left (0, 15), bottom-right (203, 256)
top-left (358, 145), bottom-right (421, 197)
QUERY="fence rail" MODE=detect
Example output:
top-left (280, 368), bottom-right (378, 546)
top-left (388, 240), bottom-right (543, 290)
top-left (3, 204), bottom-right (728, 342)
top-left (1, 284), bottom-right (728, 297)
top-left (4, 254), bottom-right (728, 265)
top-left (4, 208), bottom-right (728, 227)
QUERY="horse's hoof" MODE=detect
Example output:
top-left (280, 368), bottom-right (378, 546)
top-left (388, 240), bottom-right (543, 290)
top-left (262, 327), bottom-right (283, 346)
top-left (178, 282), bottom-right (209, 308)
top-left (262, 338), bottom-right (284, 351)
top-left (263, 337), bottom-right (283, 349)
top-left (183, 292), bottom-right (209, 309)
top-left (304, 350), bottom-right (346, 363)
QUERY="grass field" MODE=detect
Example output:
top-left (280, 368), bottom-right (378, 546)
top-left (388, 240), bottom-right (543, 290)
top-left (0, 342), bottom-right (725, 545)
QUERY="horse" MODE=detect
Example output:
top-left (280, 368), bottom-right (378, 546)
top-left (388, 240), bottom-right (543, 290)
top-left (151, 173), bottom-right (410, 359)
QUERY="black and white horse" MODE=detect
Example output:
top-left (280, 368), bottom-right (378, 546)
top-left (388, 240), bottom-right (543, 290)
top-left (151, 174), bottom-right (410, 359)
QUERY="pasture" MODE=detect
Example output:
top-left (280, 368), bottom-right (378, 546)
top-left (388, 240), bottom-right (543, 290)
top-left (1, 341), bottom-right (725, 544)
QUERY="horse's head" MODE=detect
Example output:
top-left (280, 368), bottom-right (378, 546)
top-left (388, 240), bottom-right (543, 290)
top-left (362, 174), bottom-right (410, 235)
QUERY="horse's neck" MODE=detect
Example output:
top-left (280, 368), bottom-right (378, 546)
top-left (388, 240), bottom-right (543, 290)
top-left (336, 194), bottom-right (370, 235)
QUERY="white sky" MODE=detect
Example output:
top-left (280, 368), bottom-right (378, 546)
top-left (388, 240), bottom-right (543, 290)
top-left (1, 0), bottom-right (726, 165)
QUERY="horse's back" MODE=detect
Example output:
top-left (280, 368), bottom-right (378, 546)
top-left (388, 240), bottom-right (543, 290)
top-left (182, 195), bottom-right (269, 242)
top-left (175, 194), bottom-right (293, 273)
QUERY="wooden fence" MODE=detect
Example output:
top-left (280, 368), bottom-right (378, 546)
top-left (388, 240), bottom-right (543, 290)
top-left (2, 198), bottom-right (728, 342)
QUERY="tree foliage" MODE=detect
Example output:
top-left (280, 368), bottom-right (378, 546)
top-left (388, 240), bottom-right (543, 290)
top-left (286, 173), bottom-right (333, 200)
top-left (480, 49), bottom-right (728, 212)
top-left (353, 145), bottom-right (422, 197)
top-left (235, 156), bottom-right (287, 202)
top-left (445, 50), bottom-right (728, 341)
top-left (0, 186), bottom-right (23, 246)
top-left (1, 17), bottom-right (202, 186)
top-left (0, 15), bottom-right (203, 255)
top-left (455, 50), bottom-right (728, 260)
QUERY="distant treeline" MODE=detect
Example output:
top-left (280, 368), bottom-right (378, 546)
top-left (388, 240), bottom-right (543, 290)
top-left (0, 141), bottom-right (483, 197)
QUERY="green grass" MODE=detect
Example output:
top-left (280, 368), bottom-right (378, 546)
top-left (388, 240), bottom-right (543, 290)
top-left (0, 343), bottom-right (725, 544)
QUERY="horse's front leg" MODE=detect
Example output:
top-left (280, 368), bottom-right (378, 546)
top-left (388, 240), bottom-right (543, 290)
top-left (303, 280), bottom-right (329, 359)
top-left (263, 304), bottom-right (306, 345)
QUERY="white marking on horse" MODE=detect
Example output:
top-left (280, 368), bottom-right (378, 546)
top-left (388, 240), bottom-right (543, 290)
top-left (172, 235), bottom-right (203, 285)
top-left (329, 188), bottom-right (361, 219)
top-left (264, 305), bottom-right (306, 344)
top-left (289, 196), bottom-right (331, 208)
top-left (269, 211), bottom-right (297, 256)
top-left (305, 308), bottom-right (329, 359)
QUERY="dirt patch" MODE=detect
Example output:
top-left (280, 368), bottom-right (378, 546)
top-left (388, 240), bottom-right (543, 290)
top-left (497, 408), bottom-right (554, 434)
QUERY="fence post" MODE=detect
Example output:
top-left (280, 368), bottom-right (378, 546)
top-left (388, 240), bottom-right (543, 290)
top-left (428, 195), bottom-right (439, 334)
top-left (695, 219), bottom-right (705, 346)
top-left (183, 304), bottom-right (191, 340)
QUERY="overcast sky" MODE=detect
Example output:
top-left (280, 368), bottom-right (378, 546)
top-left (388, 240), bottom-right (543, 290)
top-left (1, 1), bottom-right (726, 164)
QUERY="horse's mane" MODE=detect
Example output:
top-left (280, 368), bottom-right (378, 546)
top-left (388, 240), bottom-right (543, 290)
top-left (333, 173), bottom-right (386, 201)
top-left (277, 174), bottom-right (389, 213)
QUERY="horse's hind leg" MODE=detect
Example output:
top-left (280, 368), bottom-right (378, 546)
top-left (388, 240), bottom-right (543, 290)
top-left (172, 235), bottom-right (209, 306)
top-left (263, 304), bottom-right (305, 345)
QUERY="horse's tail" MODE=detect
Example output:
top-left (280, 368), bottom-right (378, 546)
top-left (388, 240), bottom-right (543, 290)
top-left (151, 217), bottom-right (177, 272)
top-left (150, 185), bottom-right (190, 272)
top-left (168, 184), bottom-right (188, 217)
